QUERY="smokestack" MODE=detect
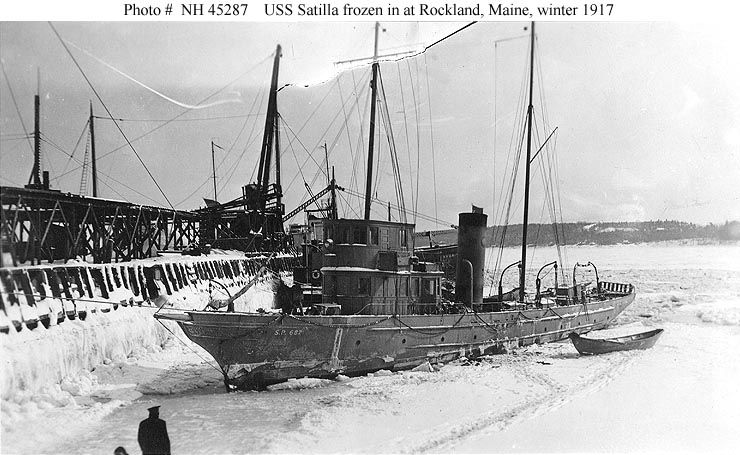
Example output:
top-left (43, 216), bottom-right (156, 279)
top-left (455, 209), bottom-right (487, 305)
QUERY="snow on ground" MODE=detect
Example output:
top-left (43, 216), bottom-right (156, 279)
top-left (2, 243), bottom-right (740, 454)
top-left (448, 322), bottom-right (740, 454)
top-left (0, 306), bottom-right (223, 453)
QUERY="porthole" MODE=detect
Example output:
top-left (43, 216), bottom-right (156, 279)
top-left (355, 340), bottom-right (361, 346)
top-left (401, 338), bottom-right (406, 344)
top-left (473, 335), bottom-right (477, 340)
top-left (441, 337), bottom-right (445, 342)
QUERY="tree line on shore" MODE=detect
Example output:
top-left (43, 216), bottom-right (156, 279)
top-left (416, 220), bottom-right (740, 247)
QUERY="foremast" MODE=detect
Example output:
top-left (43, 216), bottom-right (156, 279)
top-left (363, 22), bottom-right (381, 221)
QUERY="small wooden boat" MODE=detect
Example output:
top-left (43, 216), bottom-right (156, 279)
top-left (569, 328), bottom-right (664, 355)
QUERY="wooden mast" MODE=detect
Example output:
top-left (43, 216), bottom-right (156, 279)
top-left (89, 102), bottom-right (98, 197)
top-left (519, 21), bottom-right (536, 303)
top-left (257, 44), bottom-right (282, 211)
top-left (211, 140), bottom-right (217, 202)
top-left (30, 69), bottom-right (41, 187)
top-left (363, 22), bottom-right (380, 220)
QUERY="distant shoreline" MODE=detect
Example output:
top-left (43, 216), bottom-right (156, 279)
top-left (415, 220), bottom-right (740, 247)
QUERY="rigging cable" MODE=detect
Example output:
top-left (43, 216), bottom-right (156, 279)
top-left (38, 134), bottom-right (159, 204)
top-left (51, 52), bottom-right (273, 183)
top-left (63, 39), bottom-right (242, 111)
top-left (336, 73), bottom-right (357, 193)
top-left (350, 68), bottom-right (368, 215)
top-left (94, 114), bottom-right (262, 123)
top-left (58, 118), bottom-right (89, 182)
top-left (408, 58), bottom-right (422, 228)
top-left (340, 188), bottom-right (452, 226)
top-left (282, 77), bottom-right (353, 193)
top-left (0, 59), bottom-right (34, 157)
top-left (490, 42), bottom-right (533, 284)
top-left (422, 53), bottom-right (439, 229)
top-left (396, 61), bottom-right (415, 227)
top-left (49, 22), bottom-right (175, 209)
top-left (377, 67), bottom-right (407, 223)
top-left (219, 86), bottom-right (269, 193)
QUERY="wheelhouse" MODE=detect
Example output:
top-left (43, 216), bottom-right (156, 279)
top-left (302, 218), bottom-right (442, 316)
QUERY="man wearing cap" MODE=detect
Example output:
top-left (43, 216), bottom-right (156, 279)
top-left (138, 405), bottom-right (171, 455)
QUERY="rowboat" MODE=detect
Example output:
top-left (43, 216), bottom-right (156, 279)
top-left (569, 328), bottom-right (664, 355)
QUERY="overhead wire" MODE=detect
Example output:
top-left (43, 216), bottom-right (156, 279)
top-left (396, 60), bottom-right (415, 222)
top-left (58, 118), bottom-right (90, 182)
top-left (38, 134), bottom-right (159, 204)
top-left (340, 187), bottom-right (452, 226)
top-left (0, 58), bottom-right (34, 157)
top-left (376, 67), bottom-right (407, 223)
top-left (216, 85), bottom-right (269, 195)
top-left (422, 53), bottom-right (439, 229)
top-left (49, 22), bottom-right (175, 209)
top-left (409, 58), bottom-right (422, 227)
top-left (94, 114), bottom-right (262, 123)
top-left (50, 50), bottom-right (273, 184)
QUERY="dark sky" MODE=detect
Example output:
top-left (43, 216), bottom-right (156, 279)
top-left (1, 21), bottom-right (738, 228)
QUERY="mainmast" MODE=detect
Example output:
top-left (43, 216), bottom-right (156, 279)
top-left (363, 22), bottom-right (381, 220)
top-left (519, 21), bottom-right (536, 303)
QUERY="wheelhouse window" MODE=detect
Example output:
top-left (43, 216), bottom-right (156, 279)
top-left (338, 225), bottom-right (350, 244)
top-left (422, 279), bottom-right (437, 296)
top-left (369, 226), bottom-right (379, 245)
top-left (353, 225), bottom-right (367, 244)
top-left (399, 228), bottom-right (408, 248)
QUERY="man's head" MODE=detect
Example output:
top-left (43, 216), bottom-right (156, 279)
top-left (147, 405), bottom-right (160, 418)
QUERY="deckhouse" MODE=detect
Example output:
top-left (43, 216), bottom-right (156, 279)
top-left (303, 218), bottom-right (442, 316)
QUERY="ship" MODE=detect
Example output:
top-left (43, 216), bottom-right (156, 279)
top-left (155, 22), bottom-right (636, 390)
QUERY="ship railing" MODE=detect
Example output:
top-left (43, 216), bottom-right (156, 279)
top-left (598, 281), bottom-right (633, 296)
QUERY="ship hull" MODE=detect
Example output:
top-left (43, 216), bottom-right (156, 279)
top-left (159, 290), bottom-right (634, 389)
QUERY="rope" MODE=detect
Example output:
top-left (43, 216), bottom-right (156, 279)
top-left (422, 53), bottom-right (439, 229)
top-left (408, 59), bottom-right (422, 227)
top-left (469, 307), bottom-right (502, 335)
top-left (285, 313), bottom-right (394, 329)
top-left (396, 61), bottom-right (415, 225)
top-left (174, 85), bottom-right (267, 207)
top-left (49, 48), bottom-right (272, 191)
top-left (58, 118), bottom-right (90, 184)
top-left (392, 312), bottom-right (467, 336)
top-left (0, 59), bottom-right (34, 157)
top-left (154, 313), bottom-right (225, 375)
top-left (48, 22), bottom-right (175, 209)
